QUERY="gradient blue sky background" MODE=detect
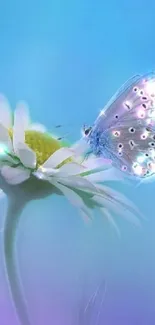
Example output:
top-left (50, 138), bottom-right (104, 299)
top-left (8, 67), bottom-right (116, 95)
top-left (0, 1), bottom-right (155, 324)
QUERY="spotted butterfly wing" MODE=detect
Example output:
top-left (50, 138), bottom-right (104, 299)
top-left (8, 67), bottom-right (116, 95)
top-left (88, 72), bottom-right (155, 177)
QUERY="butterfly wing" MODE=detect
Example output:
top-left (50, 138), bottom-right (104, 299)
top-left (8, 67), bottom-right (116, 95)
top-left (93, 72), bottom-right (155, 131)
top-left (89, 72), bottom-right (155, 177)
top-left (103, 124), bottom-right (155, 176)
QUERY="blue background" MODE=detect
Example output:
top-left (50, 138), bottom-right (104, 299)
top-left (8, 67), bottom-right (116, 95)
top-left (0, 1), bottom-right (154, 324)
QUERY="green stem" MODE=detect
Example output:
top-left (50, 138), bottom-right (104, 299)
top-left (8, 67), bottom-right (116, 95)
top-left (3, 197), bottom-right (31, 325)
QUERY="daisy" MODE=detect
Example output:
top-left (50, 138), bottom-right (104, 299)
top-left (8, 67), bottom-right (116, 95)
top-left (0, 95), bottom-right (140, 225)
top-left (0, 95), bottom-right (141, 325)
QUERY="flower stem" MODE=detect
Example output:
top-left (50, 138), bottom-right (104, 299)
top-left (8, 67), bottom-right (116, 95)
top-left (3, 196), bottom-right (31, 325)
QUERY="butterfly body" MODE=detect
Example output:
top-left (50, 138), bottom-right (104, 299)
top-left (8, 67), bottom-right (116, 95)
top-left (83, 73), bottom-right (155, 178)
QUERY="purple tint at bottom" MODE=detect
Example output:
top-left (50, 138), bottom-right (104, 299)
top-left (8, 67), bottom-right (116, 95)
top-left (0, 283), bottom-right (155, 325)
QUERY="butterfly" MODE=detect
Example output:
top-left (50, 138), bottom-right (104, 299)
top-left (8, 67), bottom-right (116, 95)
top-left (81, 72), bottom-right (155, 178)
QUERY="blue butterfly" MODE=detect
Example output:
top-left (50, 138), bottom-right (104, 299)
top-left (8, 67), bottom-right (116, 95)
top-left (81, 73), bottom-right (155, 178)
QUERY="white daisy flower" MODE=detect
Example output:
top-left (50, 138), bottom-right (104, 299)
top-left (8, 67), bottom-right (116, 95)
top-left (0, 95), bottom-right (141, 325)
top-left (0, 94), bottom-right (141, 228)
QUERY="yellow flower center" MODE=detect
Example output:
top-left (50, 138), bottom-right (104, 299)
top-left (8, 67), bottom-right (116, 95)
top-left (9, 129), bottom-right (70, 167)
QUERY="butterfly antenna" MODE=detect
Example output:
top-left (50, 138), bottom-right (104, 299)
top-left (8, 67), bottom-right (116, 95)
top-left (52, 123), bottom-right (73, 129)
top-left (57, 132), bottom-right (71, 141)
top-left (50, 123), bottom-right (79, 140)
top-left (135, 179), bottom-right (143, 188)
top-left (55, 124), bottom-right (63, 128)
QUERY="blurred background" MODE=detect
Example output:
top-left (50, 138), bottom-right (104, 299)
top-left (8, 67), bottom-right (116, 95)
top-left (0, 1), bottom-right (154, 324)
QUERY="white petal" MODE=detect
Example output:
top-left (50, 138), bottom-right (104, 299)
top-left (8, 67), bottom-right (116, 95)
top-left (17, 142), bottom-right (36, 169)
top-left (79, 207), bottom-right (93, 222)
top-left (97, 184), bottom-right (142, 217)
top-left (4, 155), bottom-right (19, 165)
top-left (13, 102), bottom-right (30, 153)
top-left (92, 194), bottom-right (141, 227)
top-left (57, 175), bottom-right (97, 192)
top-left (80, 210), bottom-right (92, 223)
top-left (0, 94), bottom-right (12, 128)
top-left (58, 162), bottom-right (86, 177)
top-left (0, 123), bottom-right (13, 151)
top-left (0, 189), bottom-right (5, 200)
top-left (83, 157), bottom-right (112, 171)
top-left (39, 163), bottom-right (86, 177)
top-left (33, 170), bottom-right (47, 180)
top-left (29, 123), bottom-right (46, 133)
top-left (85, 168), bottom-right (123, 183)
top-left (15, 101), bottom-right (30, 129)
top-left (42, 147), bottom-right (74, 169)
top-left (1, 166), bottom-right (30, 185)
top-left (100, 207), bottom-right (120, 237)
top-left (37, 166), bottom-right (59, 177)
top-left (50, 180), bottom-right (92, 219)
top-left (71, 138), bottom-right (89, 155)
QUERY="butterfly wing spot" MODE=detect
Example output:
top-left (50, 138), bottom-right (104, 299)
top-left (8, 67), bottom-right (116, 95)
top-left (137, 108), bottom-right (146, 119)
top-left (148, 162), bottom-right (155, 173)
top-left (146, 127), bottom-right (152, 132)
top-left (117, 143), bottom-right (124, 156)
top-left (132, 163), bottom-right (144, 176)
top-left (121, 165), bottom-right (127, 171)
top-left (129, 127), bottom-right (135, 133)
top-left (133, 87), bottom-right (138, 92)
top-left (118, 151), bottom-right (123, 156)
top-left (147, 161), bottom-right (152, 168)
top-left (141, 131), bottom-right (149, 140)
top-left (148, 148), bottom-right (155, 158)
top-left (112, 130), bottom-right (120, 137)
top-left (142, 96), bottom-right (148, 101)
top-left (128, 140), bottom-right (137, 150)
top-left (149, 141), bottom-right (155, 147)
top-left (118, 143), bottom-right (123, 149)
top-left (124, 101), bottom-right (132, 110)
